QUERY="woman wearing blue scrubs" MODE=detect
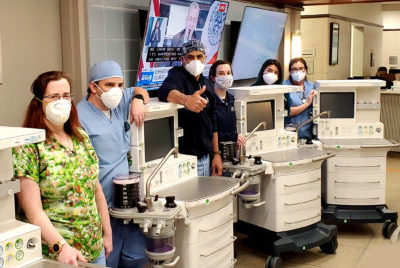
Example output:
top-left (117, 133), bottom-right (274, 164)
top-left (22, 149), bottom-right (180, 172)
top-left (283, 57), bottom-right (316, 141)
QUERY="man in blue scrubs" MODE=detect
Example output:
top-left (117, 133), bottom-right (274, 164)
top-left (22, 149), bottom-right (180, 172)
top-left (77, 60), bottom-right (149, 268)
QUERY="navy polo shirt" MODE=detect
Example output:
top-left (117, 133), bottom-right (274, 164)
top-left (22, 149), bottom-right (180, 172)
top-left (215, 92), bottom-right (238, 143)
top-left (158, 66), bottom-right (217, 159)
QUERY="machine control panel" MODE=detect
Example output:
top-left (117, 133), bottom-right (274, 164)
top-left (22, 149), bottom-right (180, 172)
top-left (317, 120), bottom-right (384, 138)
top-left (246, 131), bottom-right (297, 156)
top-left (141, 154), bottom-right (198, 194)
top-left (356, 123), bottom-right (384, 137)
top-left (0, 223), bottom-right (41, 268)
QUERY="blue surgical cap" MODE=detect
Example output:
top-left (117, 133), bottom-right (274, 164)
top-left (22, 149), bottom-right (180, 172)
top-left (89, 60), bottom-right (123, 83)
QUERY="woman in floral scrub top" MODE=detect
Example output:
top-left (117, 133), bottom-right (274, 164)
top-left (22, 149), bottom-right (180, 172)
top-left (12, 71), bottom-right (112, 267)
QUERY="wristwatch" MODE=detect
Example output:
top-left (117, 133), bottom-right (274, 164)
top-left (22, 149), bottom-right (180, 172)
top-left (134, 94), bottom-right (145, 102)
top-left (52, 239), bottom-right (67, 254)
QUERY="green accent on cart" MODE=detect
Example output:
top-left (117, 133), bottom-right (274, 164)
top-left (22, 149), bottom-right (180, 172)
top-left (289, 162), bottom-right (293, 167)
top-left (205, 199), bottom-right (210, 205)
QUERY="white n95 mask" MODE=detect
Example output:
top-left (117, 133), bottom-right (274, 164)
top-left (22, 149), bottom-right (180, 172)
top-left (45, 99), bottom-right (72, 126)
top-left (263, 73), bottom-right (278, 85)
top-left (215, 75), bottom-right (233, 89)
top-left (291, 71), bottom-right (306, 83)
top-left (184, 59), bottom-right (205, 77)
top-left (96, 84), bottom-right (123, 110)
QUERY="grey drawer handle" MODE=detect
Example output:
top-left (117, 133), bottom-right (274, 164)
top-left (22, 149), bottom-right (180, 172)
top-left (285, 213), bottom-right (320, 224)
top-left (334, 164), bottom-right (381, 168)
top-left (200, 236), bottom-right (237, 257)
top-left (335, 180), bottom-right (381, 184)
top-left (284, 178), bottom-right (321, 187)
top-left (285, 195), bottom-right (320, 206)
top-left (334, 196), bottom-right (380, 200)
top-left (199, 215), bottom-right (233, 232)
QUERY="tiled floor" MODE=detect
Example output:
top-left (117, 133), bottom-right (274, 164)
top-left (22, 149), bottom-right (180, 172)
top-left (235, 153), bottom-right (400, 268)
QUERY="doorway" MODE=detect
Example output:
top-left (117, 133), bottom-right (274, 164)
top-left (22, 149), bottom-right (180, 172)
top-left (350, 25), bottom-right (364, 77)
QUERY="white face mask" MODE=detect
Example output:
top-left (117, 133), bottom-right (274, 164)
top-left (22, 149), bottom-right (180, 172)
top-left (96, 84), bottom-right (123, 110)
top-left (291, 71), bottom-right (306, 83)
top-left (45, 99), bottom-right (72, 126)
top-left (215, 75), bottom-right (233, 89)
top-left (263, 72), bottom-right (278, 85)
top-left (184, 59), bottom-right (205, 77)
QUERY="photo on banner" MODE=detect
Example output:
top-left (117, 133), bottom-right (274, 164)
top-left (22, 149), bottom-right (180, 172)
top-left (137, 0), bottom-right (229, 93)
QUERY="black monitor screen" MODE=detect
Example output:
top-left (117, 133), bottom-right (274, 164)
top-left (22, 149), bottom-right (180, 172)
top-left (144, 117), bottom-right (174, 162)
top-left (246, 100), bottom-right (274, 132)
top-left (320, 92), bottom-right (355, 118)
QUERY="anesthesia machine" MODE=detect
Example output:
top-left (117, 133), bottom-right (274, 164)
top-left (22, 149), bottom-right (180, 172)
top-left (313, 80), bottom-right (400, 241)
top-left (222, 85), bottom-right (338, 268)
top-left (109, 99), bottom-right (241, 268)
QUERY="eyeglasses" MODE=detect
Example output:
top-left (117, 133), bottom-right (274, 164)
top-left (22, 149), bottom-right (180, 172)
top-left (291, 67), bottom-right (305, 72)
top-left (43, 93), bottom-right (74, 101)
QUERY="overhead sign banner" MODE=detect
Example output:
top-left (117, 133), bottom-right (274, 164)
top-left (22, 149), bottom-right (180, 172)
top-left (137, 0), bottom-right (229, 91)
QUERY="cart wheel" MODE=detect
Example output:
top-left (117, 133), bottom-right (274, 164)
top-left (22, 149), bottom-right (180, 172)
top-left (265, 256), bottom-right (282, 268)
top-left (387, 222), bottom-right (398, 239)
top-left (320, 235), bottom-right (338, 254)
top-left (382, 221), bottom-right (391, 238)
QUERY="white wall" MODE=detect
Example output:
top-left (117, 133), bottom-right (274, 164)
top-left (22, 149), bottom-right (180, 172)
top-left (327, 3), bottom-right (383, 25)
top-left (301, 2), bottom-right (383, 80)
top-left (0, 0), bottom-right (62, 126)
top-left (302, 3), bottom-right (383, 24)
top-left (383, 11), bottom-right (400, 29)
top-left (383, 4), bottom-right (400, 29)
top-left (382, 4), bottom-right (400, 69)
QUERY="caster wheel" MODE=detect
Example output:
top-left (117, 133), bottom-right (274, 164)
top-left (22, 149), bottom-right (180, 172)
top-left (320, 235), bottom-right (338, 254)
top-left (265, 256), bottom-right (282, 268)
top-left (382, 221), bottom-right (397, 239)
top-left (382, 221), bottom-right (391, 238)
top-left (387, 222), bottom-right (398, 239)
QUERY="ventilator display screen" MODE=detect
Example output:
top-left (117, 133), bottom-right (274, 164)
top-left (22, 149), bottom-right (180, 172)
top-left (247, 100), bottom-right (274, 132)
top-left (144, 116), bottom-right (174, 162)
top-left (319, 92), bottom-right (355, 118)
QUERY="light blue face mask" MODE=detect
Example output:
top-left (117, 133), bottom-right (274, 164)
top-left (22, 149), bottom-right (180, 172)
top-left (291, 71), bottom-right (306, 82)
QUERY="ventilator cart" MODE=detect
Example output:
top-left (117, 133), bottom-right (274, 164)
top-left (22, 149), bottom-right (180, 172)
top-left (313, 80), bottom-right (400, 241)
top-left (109, 100), bottom-right (241, 268)
top-left (221, 85), bottom-right (338, 268)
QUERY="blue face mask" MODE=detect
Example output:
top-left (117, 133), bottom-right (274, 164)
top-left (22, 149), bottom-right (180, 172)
top-left (291, 71), bottom-right (306, 82)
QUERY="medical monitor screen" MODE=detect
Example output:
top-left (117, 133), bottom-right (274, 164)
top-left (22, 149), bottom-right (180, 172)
top-left (247, 100), bottom-right (275, 132)
top-left (144, 117), bottom-right (174, 162)
top-left (320, 92), bottom-right (355, 118)
top-left (231, 7), bottom-right (287, 80)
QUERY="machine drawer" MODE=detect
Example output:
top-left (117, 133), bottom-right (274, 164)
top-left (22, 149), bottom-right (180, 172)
top-left (325, 187), bottom-right (385, 206)
top-left (273, 206), bottom-right (321, 232)
top-left (326, 172), bottom-right (386, 190)
top-left (198, 219), bottom-right (233, 250)
top-left (273, 191), bottom-right (321, 214)
top-left (199, 236), bottom-right (235, 268)
top-left (186, 202), bottom-right (234, 244)
top-left (267, 168), bottom-right (321, 195)
top-left (327, 156), bottom-right (386, 173)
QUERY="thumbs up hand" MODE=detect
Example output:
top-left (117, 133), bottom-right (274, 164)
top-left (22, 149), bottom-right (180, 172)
top-left (184, 85), bottom-right (208, 113)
